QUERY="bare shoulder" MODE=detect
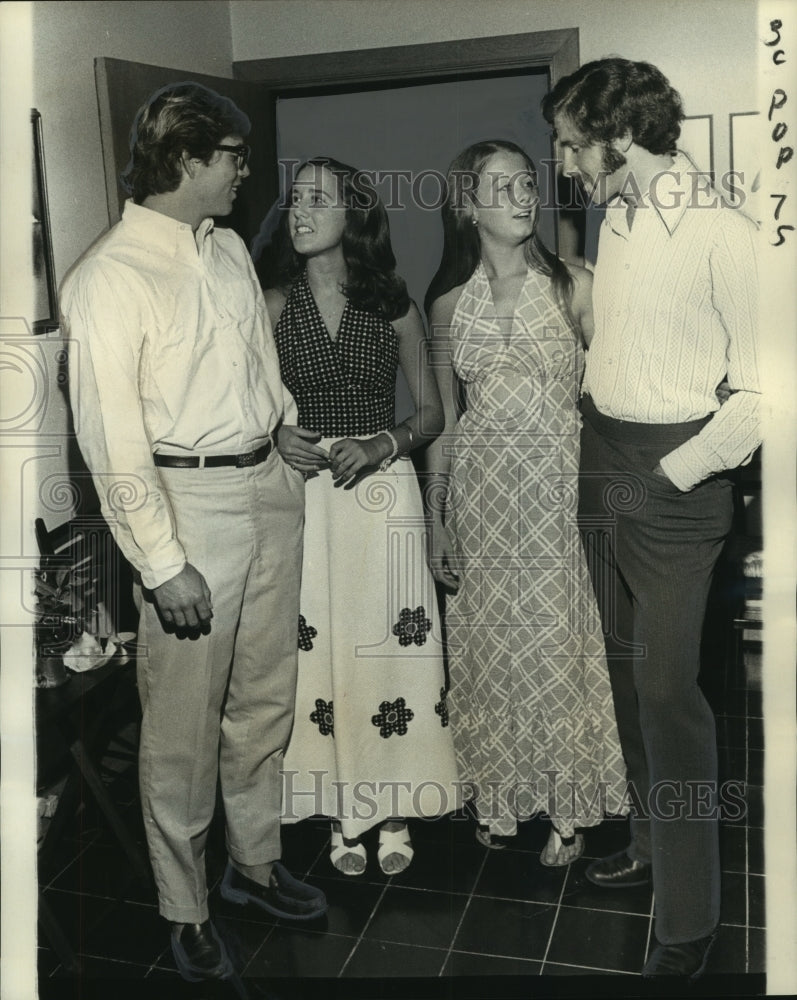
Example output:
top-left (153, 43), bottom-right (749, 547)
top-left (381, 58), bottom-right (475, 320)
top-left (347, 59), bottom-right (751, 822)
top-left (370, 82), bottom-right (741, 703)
top-left (391, 299), bottom-right (425, 338)
top-left (428, 283), bottom-right (466, 330)
top-left (263, 286), bottom-right (288, 329)
top-left (566, 262), bottom-right (593, 295)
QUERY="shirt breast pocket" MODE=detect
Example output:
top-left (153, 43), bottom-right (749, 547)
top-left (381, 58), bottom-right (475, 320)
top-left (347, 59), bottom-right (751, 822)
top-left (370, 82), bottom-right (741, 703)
top-left (212, 277), bottom-right (261, 326)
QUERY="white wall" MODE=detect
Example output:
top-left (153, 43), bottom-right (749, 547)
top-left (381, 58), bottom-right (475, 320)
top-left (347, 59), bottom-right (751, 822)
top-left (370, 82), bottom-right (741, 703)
top-left (30, 0), bottom-right (234, 524)
top-left (230, 0), bottom-right (759, 185)
top-left (34, 0), bottom-right (234, 285)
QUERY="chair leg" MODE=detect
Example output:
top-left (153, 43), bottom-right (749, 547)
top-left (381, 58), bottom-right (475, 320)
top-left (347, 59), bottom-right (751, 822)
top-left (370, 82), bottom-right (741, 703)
top-left (39, 891), bottom-right (81, 974)
top-left (69, 737), bottom-right (152, 886)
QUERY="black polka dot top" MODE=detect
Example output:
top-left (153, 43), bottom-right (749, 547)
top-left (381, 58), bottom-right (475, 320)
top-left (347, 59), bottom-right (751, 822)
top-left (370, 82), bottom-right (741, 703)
top-left (274, 272), bottom-right (399, 437)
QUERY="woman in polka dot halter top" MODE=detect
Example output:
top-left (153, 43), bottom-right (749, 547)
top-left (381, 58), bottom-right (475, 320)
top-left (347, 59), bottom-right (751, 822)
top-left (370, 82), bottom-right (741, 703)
top-left (261, 158), bottom-right (462, 878)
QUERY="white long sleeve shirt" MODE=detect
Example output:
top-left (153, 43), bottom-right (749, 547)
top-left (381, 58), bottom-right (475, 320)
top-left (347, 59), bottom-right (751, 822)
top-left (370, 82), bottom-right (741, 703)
top-left (60, 200), bottom-right (297, 589)
top-left (586, 152), bottom-right (760, 490)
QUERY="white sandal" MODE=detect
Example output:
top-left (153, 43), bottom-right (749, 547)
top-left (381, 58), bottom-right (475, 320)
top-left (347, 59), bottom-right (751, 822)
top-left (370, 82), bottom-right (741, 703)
top-left (330, 828), bottom-right (367, 876)
top-left (377, 825), bottom-right (414, 875)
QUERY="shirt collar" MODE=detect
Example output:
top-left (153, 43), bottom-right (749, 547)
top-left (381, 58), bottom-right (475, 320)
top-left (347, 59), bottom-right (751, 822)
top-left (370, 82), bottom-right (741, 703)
top-left (121, 200), bottom-right (215, 256)
top-left (604, 151), bottom-right (709, 238)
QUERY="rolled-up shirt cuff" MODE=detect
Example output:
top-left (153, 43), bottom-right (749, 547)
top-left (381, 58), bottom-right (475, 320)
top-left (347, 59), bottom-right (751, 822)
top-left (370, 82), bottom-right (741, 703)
top-left (139, 544), bottom-right (187, 591)
top-left (659, 443), bottom-right (705, 492)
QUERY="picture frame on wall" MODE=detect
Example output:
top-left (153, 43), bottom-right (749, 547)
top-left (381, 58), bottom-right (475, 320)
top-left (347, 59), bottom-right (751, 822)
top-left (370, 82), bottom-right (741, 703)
top-left (680, 113), bottom-right (714, 178)
top-left (32, 108), bottom-right (58, 333)
top-left (729, 111), bottom-right (761, 221)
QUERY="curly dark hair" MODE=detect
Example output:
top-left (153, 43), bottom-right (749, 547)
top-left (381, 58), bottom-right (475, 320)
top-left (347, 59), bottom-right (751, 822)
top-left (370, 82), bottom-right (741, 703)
top-left (121, 81), bottom-right (251, 203)
top-left (424, 140), bottom-right (574, 321)
top-left (541, 58), bottom-right (684, 156)
top-left (267, 157), bottom-right (410, 322)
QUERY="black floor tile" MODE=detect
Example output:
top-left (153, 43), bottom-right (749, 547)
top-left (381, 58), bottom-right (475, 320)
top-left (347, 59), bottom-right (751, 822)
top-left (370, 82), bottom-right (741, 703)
top-left (720, 824), bottom-right (748, 873)
top-left (744, 785), bottom-right (764, 828)
top-left (410, 809), bottom-right (479, 847)
top-left (721, 822), bottom-right (765, 874)
top-left (708, 923), bottom-right (765, 974)
top-left (747, 826), bottom-right (764, 874)
top-left (212, 913), bottom-right (277, 972)
top-left (443, 950), bottom-right (542, 976)
top-left (719, 745), bottom-right (748, 784)
top-left (748, 874), bottom-right (766, 929)
top-left (302, 874), bottom-right (384, 937)
top-left (715, 714), bottom-right (748, 749)
top-left (748, 926), bottom-right (766, 974)
top-left (721, 870), bottom-right (751, 926)
top-left (746, 690), bottom-right (763, 719)
top-left (560, 858), bottom-right (653, 915)
top-left (50, 955), bottom-right (150, 978)
top-left (37, 947), bottom-right (61, 978)
top-left (508, 817), bottom-right (554, 853)
top-left (343, 938), bottom-right (447, 977)
top-left (545, 905), bottom-right (650, 974)
top-left (542, 960), bottom-right (636, 975)
top-left (362, 885), bottom-right (468, 950)
top-left (747, 716), bottom-right (763, 750)
top-left (453, 895), bottom-right (556, 961)
top-left (383, 834), bottom-right (485, 895)
top-left (280, 818), bottom-right (332, 877)
top-left (719, 746), bottom-right (764, 787)
top-left (473, 848), bottom-right (566, 904)
top-left (49, 841), bottom-right (153, 904)
top-left (747, 749), bottom-right (764, 787)
top-left (84, 899), bottom-right (166, 966)
top-left (39, 837), bottom-right (97, 890)
top-left (580, 817), bottom-right (631, 860)
top-left (42, 889), bottom-right (118, 955)
top-left (243, 926), bottom-right (356, 977)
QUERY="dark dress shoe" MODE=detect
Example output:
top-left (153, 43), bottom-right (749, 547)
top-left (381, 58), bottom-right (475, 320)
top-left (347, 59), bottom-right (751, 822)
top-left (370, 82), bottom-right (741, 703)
top-left (220, 860), bottom-right (328, 920)
top-left (586, 849), bottom-right (652, 888)
top-left (171, 920), bottom-right (233, 982)
top-left (642, 928), bottom-right (719, 978)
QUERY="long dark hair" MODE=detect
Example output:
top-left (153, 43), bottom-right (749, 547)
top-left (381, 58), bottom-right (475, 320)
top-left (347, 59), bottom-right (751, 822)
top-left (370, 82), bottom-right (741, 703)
top-left (424, 140), bottom-right (574, 321)
top-left (268, 157), bottom-right (410, 321)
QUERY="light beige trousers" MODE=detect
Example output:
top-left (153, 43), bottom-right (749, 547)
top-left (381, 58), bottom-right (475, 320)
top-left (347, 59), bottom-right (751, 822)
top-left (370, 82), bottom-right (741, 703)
top-left (136, 452), bottom-right (304, 922)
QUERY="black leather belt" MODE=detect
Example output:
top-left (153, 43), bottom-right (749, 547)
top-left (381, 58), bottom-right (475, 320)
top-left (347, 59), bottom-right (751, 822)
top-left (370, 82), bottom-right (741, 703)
top-left (153, 440), bottom-right (273, 469)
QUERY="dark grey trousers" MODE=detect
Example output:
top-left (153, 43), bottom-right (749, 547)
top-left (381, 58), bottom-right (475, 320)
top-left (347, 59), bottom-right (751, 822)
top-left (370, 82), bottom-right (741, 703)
top-left (578, 396), bottom-right (734, 945)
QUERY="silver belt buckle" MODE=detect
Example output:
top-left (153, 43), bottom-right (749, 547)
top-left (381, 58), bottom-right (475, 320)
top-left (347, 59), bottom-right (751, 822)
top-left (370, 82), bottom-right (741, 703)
top-left (237, 451), bottom-right (257, 468)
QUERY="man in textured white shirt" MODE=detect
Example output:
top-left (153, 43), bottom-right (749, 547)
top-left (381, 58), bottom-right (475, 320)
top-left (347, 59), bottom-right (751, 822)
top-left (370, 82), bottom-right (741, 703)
top-left (60, 82), bottom-right (326, 983)
top-left (543, 60), bottom-right (759, 978)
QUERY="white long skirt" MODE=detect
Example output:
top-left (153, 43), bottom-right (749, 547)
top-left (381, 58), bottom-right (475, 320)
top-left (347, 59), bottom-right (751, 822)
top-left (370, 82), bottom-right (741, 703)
top-left (281, 449), bottom-right (462, 839)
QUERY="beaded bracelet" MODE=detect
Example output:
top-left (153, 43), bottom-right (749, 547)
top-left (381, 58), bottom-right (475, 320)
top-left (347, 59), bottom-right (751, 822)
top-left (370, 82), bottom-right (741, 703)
top-left (378, 430), bottom-right (399, 472)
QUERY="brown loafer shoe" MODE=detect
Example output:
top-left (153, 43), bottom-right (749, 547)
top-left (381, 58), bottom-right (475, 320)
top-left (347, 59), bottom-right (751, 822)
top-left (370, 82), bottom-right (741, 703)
top-left (171, 920), bottom-right (233, 982)
top-left (585, 849), bottom-right (652, 888)
top-left (642, 928), bottom-right (719, 979)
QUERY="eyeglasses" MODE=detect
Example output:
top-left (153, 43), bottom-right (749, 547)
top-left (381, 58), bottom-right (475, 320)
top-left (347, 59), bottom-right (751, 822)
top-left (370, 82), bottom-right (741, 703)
top-left (215, 144), bottom-right (250, 171)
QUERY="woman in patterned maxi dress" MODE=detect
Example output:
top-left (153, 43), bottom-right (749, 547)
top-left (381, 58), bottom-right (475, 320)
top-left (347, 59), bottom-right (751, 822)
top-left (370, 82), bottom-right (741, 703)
top-left (264, 159), bottom-right (461, 876)
top-left (425, 141), bottom-right (627, 865)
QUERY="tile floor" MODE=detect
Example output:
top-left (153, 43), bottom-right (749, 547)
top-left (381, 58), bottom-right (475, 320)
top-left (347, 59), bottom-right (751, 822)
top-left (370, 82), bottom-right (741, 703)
top-left (37, 678), bottom-right (765, 998)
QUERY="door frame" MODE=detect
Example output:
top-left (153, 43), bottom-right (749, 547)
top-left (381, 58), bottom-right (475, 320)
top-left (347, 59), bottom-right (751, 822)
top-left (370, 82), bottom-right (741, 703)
top-left (233, 29), bottom-right (578, 90)
top-left (234, 29), bottom-right (580, 258)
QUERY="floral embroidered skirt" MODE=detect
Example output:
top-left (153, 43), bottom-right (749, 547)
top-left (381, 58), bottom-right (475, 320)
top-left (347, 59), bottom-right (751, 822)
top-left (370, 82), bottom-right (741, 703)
top-left (281, 450), bottom-right (462, 839)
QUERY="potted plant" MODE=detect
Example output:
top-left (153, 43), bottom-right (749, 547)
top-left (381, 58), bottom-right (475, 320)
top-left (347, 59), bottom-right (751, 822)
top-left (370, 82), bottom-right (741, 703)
top-left (33, 558), bottom-right (92, 688)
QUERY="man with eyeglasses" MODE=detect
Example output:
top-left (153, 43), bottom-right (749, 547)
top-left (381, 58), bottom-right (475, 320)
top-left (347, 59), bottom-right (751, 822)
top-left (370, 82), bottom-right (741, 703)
top-left (60, 81), bottom-right (326, 983)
